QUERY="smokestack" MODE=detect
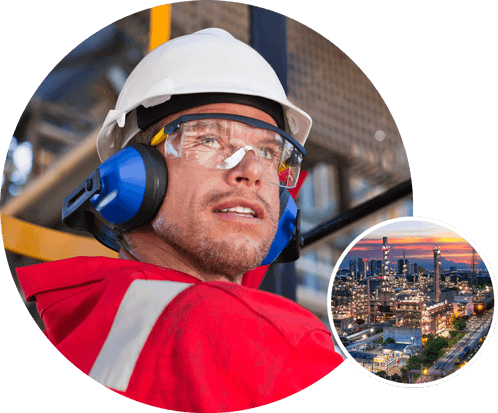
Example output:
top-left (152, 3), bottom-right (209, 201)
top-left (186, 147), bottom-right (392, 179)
top-left (403, 251), bottom-right (407, 279)
top-left (433, 247), bottom-right (441, 302)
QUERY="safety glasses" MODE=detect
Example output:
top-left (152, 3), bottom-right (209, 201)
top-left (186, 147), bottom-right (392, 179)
top-left (151, 113), bottom-right (305, 188)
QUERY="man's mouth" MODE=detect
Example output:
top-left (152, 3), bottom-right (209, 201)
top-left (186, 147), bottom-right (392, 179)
top-left (212, 199), bottom-right (264, 219)
top-left (215, 206), bottom-right (257, 217)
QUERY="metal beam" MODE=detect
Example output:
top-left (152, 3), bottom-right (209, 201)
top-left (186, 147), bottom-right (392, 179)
top-left (149, 5), bottom-right (171, 52)
top-left (303, 179), bottom-right (412, 247)
top-left (1, 213), bottom-right (118, 261)
top-left (0, 131), bottom-right (101, 226)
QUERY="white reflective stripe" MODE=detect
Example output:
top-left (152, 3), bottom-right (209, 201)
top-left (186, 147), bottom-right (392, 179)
top-left (89, 280), bottom-right (192, 391)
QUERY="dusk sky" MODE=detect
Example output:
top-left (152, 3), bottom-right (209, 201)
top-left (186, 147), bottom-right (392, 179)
top-left (341, 220), bottom-right (486, 270)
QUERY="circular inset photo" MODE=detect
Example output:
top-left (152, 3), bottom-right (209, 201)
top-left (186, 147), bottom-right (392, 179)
top-left (329, 218), bottom-right (494, 385)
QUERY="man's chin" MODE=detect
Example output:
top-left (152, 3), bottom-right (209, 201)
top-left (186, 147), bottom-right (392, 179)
top-left (154, 221), bottom-right (272, 281)
top-left (189, 237), bottom-right (270, 281)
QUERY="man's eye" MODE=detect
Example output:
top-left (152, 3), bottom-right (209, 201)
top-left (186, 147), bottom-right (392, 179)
top-left (261, 150), bottom-right (273, 160)
top-left (200, 136), bottom-right (221, 148)
top-left (258, 147), bottom-right (278, 161)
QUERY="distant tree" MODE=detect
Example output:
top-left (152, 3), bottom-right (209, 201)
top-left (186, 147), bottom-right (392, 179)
top-left (390, 373), bottom-right (402, 382)
top-left (406, 355), bottom-right (423, 372)
top-left (423, 336), bottom-right (448, 363)
top-left (376, 370), bottom-right (388, 379)
top-left (433, 336), bottom-right (448, 349)
top-left (423, 346), bottom-right (439, 364)
top-left (418, 267), bottom-right (427, 273)
top-left (384, 337), bottom-right (395, 344)
top-left (423, 333), bottom-right (434, 341)
top-left (400, 367), bottom-right (409, 382)
top-left (453, 318), bottom-right (466, 331)
top-left (449, 330), bottom-right (458, 338)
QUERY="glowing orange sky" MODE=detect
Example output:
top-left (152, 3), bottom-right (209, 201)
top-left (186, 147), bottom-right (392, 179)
top-left (347, 236), bottom-right (478, 266)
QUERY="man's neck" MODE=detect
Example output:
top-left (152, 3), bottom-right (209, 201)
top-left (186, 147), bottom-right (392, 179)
top-left (119, 228), bottom-right (242, 283)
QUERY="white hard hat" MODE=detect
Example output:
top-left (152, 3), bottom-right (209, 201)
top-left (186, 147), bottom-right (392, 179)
top-left (96, 28), bottom-right (312, 161)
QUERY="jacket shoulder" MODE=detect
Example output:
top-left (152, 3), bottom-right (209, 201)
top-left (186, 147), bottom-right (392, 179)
top-left (16, 256), bottom-right (197, 302)
top-left (166, 282), bottom-right (329, 347)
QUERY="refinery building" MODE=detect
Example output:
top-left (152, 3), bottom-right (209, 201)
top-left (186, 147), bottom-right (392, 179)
top-left (332, 238), bottom-right (492, 340)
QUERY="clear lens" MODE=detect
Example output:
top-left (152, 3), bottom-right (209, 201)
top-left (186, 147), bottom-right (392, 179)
top-left (162, 118), bottom-right (302, 188)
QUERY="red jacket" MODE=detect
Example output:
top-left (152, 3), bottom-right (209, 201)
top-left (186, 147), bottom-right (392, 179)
top-left (17, 256), bottom-right (343, 412)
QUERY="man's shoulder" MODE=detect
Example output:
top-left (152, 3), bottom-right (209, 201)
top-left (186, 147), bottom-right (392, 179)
top-left (16, 256), bottom-right (198, 302)
top-left (168, 281), bottom-right (330, 347)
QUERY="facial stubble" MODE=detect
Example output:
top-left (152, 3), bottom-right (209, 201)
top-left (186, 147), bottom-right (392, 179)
top-left (152, 190), bottom-right (278, 282)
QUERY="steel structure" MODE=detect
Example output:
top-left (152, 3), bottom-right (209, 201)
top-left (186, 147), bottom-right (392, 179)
top-left (332, 240), bottom-right (454, 334)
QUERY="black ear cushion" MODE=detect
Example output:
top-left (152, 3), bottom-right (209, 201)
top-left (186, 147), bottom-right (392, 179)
top-left (115, 144), bottom-right (168, 231)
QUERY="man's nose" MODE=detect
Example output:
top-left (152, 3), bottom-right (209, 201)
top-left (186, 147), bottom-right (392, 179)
top-left (225, 149), bottom-right (263, 188)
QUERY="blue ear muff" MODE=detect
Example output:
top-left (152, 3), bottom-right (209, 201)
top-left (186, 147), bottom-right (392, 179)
top-left (62, 144), bottom-right (167, 251)
top-left (91, 144), bottom-right (167, 231)
top-left (260, 188), bottom-right (302, 266)
top-left (63, 145), bottom-right (301, 263)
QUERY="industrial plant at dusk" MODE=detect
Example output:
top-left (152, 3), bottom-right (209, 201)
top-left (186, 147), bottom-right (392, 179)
top-left (331, 224), bottom-right (493, 384)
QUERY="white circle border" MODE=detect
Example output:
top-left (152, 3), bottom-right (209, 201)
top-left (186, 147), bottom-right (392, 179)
top-left (327, 216), bottom-right (498, 389)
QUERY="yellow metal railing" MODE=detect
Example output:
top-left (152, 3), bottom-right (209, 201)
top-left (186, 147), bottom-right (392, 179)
top-left (1, 6), bottom-right (171, 262)
top-left (149, 4), bottom-right (171, 51)
top-left (1, 214), bottom-right (118, 261)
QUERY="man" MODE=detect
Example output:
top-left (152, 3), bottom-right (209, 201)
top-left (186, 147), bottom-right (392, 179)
top-left (17, 28), bottom-right (343, 412)
top-left (118, 102), bottom-right (281, 282)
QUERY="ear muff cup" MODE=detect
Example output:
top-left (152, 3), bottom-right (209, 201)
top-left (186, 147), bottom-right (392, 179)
top-left (90, 143), bottom-right (168, 231)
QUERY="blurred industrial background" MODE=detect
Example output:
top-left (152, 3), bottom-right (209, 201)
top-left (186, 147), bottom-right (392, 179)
top-left (1, 1), bottom-right (411, 332)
